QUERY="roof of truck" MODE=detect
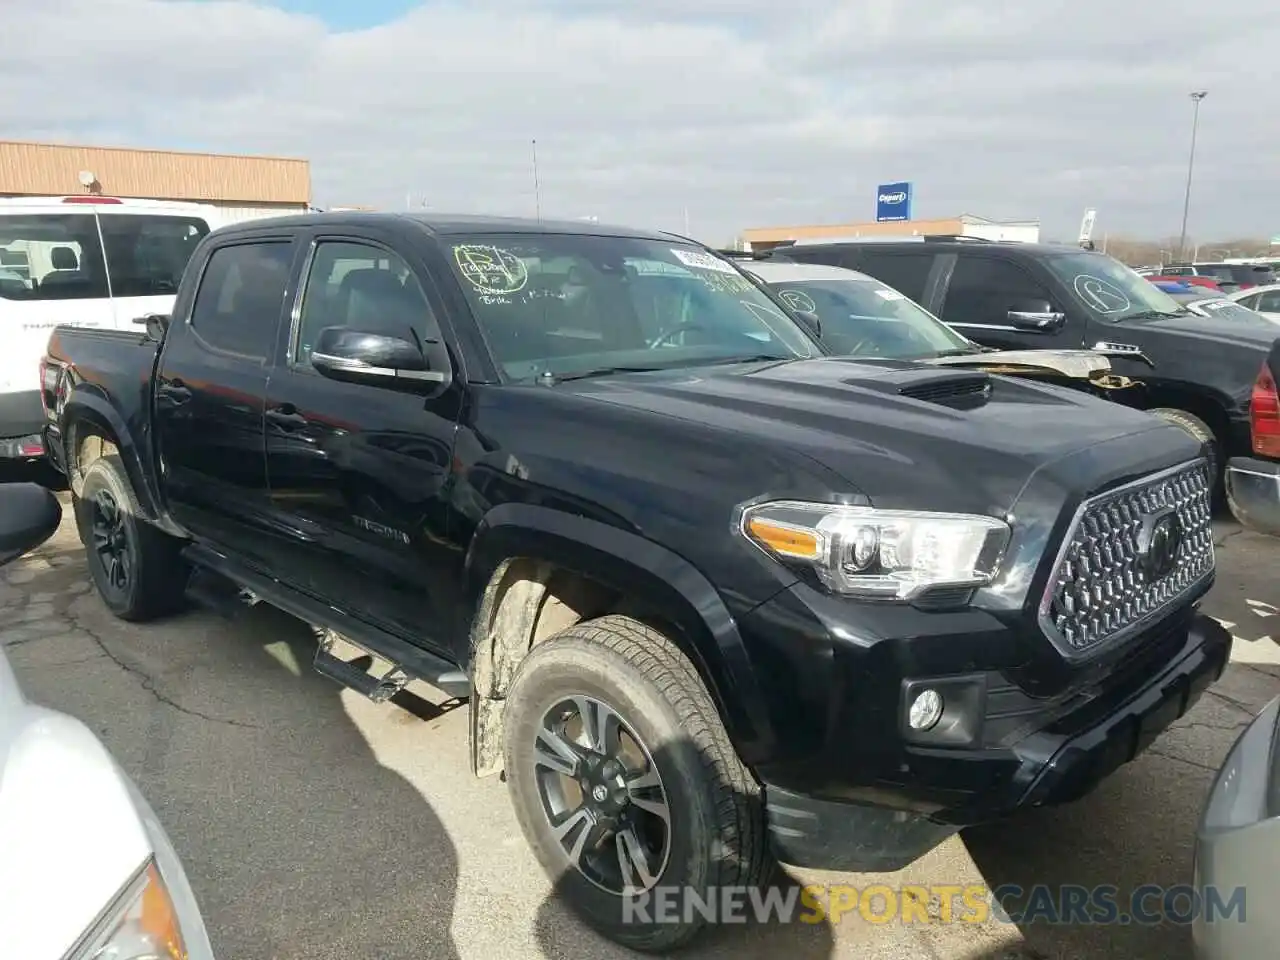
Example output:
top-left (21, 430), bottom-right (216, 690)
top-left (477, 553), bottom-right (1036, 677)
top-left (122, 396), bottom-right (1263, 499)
top-left (214, 210), bottom-right (677, 242)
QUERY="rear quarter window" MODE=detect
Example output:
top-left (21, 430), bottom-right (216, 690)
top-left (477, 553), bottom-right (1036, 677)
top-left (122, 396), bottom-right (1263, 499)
top-left (0, 213), bottom-right (109, 301)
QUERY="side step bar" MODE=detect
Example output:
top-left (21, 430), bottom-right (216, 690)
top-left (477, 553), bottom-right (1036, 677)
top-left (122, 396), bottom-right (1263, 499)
top-left (182, 544), bottom-right (471, 700)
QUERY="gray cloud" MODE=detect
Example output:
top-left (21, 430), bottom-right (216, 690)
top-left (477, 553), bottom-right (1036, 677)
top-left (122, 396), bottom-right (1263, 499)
top-left (1, 0), bottom-right (1274, 244)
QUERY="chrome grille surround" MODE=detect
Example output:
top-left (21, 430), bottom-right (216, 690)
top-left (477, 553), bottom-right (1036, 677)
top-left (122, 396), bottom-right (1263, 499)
top-left (1039, 458), bottom-right (1215, 659)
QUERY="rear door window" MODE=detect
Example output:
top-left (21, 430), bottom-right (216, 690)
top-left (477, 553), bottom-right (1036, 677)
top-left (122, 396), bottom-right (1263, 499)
top-left (189, 241), bottom-right (294, 360)
top-left (99, 215), bottom-right (210, 298)
top-left (0, 214), bottom-right (108, 301)
top-left (854, 252), bottom-right (935, 303)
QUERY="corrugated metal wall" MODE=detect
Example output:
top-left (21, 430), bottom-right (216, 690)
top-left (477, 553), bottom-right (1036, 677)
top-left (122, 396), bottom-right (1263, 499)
top-left (0, 140), bottom-right (311, 204)
top-left (207, 203), bottom-right (313, 228)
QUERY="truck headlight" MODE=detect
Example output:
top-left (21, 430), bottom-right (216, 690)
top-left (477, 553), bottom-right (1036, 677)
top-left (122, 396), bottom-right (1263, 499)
top-left (740, 500), bottom-right (1011, 600)
top-left (68, 859), bottom-right (188, 960)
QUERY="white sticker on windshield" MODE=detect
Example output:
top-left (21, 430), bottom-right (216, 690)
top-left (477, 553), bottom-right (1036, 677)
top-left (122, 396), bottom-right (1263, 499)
top-left (1073, 274), bottom-right (1132, 315)
top-left (454, 245), bottom-right (529, 295)
top-left (874, 289), bottom-right (906, 301)
top-left (670, 248), bottom-right (738, 275)
top-left (778, 289), bottom-right (818, 314)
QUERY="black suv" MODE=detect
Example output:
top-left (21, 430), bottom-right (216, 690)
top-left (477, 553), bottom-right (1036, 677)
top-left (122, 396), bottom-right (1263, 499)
top-left (43, 216), bottom-right (1231, 950)
top-left (774, 238), bottom-right (1279, 491)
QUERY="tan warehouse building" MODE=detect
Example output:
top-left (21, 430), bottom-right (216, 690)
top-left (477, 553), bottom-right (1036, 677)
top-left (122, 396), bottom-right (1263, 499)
top-left (740, 213), bottom-right (1041, 251)
top-left (0, 140), bottom-right (312, 225)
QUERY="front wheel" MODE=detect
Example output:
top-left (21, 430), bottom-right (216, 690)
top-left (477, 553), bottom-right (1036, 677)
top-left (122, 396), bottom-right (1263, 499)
top-left (502, 615), bottom-right (770, 952)
top-left (1147, 408), bottom-right (1220, 494)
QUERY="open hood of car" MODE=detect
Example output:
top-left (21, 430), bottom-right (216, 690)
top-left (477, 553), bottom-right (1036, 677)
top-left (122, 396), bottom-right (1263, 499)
top-left (921, 348), bottom-right (1116, 380)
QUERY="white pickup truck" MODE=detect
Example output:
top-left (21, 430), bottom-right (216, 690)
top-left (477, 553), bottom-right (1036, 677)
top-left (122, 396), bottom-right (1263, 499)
top-left (0, 483), bottom-right (214, 959)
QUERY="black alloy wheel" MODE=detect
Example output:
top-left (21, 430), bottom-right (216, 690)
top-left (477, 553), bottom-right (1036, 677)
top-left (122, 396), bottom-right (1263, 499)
top-left (531, 694), bottom-right (672, 896)
top-left (89, 487), bottom-right (132, 594)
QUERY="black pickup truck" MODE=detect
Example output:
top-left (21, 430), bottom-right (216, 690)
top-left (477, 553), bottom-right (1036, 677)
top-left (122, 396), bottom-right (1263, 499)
top-left (41, 213), bottom-right (1231, 950)
top-left (771, 238), bottom-right (1278, 493)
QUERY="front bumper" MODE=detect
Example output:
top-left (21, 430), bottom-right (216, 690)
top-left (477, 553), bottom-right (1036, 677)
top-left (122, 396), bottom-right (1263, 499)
top-left (761, 612), bottom-right (1231, 872)
top-left (1226, 457), bottom-right (1280, 538)
top-left (1192, 696), bottom-right (1280, 960)
top-left (0, 389), bottom-right (45, 459)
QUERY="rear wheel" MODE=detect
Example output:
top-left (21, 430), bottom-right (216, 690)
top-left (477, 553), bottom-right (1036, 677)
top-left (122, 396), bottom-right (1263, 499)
top-left (502, 614), bottom-right (770, 952)
top-left (76, 454), bottom-right (189, 621)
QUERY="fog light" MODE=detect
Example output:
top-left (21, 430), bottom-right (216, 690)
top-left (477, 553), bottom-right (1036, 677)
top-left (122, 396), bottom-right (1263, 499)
top-left (908, 689), bottom-right (944, 731)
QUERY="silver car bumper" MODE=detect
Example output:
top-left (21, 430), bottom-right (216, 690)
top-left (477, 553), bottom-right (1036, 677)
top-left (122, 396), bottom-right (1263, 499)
top-left (1193, 696), bottom-right (1280, 959)
top-left (1226, 457), bottom-right (1280, 538)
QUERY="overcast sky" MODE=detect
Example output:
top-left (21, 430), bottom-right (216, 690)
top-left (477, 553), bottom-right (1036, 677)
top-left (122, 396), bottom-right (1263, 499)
top-left (3, 0), bottom-right (1276, 244)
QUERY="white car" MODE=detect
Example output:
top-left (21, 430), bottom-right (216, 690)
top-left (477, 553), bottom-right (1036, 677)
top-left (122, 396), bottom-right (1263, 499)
top-left (0, 483), bottom-right (214, 960)
top-left (1228, 283), bottom-right (1280, 324)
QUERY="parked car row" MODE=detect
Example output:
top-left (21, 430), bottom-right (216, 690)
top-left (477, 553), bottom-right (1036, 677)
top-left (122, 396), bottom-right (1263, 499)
top-left (1136, 261), bottom-right (1277, 294)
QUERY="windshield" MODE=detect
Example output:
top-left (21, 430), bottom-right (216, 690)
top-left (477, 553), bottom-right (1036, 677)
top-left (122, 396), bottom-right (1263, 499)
top-left (445, 234), bottom-right (822, 380)
top-left (1044, 252), bottom-right (1183, 322)
top-left (767, 278), bottom-right (975, 359)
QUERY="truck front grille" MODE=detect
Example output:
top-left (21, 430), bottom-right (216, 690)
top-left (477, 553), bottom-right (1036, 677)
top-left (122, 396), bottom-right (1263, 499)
top-left (1040, 459), bottom-right (1214, 658)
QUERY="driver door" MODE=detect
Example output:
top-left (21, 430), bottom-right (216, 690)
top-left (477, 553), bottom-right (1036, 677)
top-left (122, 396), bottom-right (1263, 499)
top-left (938, 254), bottom-right (1082, 351)
top-left (263, 234), bottom-right (461, 656)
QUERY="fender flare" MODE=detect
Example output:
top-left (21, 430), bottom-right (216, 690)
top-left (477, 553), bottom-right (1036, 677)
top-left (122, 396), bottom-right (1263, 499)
top-left (61, 387), bottom-right (164, 522)
top-left (464, 502), bottom-right (775, 762)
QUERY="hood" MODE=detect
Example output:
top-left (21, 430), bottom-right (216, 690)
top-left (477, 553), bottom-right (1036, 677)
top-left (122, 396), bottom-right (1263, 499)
top-left (570, 357), bottom-right (1188, 517)
top-left (0, 647), bottom-right (152, 960)
top-left (1121, 311), bottom-right (1280, 349)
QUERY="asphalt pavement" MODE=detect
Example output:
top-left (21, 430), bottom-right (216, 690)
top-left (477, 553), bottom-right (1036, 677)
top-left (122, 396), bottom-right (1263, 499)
top-left (4, 491), bottom-right (1279, 960)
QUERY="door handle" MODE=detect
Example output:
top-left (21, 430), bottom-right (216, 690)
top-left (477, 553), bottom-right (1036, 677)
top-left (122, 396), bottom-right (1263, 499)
top-left (266, 406), bottom-right (309, 430)
top-left (155, 383), bottom-right (192, 408)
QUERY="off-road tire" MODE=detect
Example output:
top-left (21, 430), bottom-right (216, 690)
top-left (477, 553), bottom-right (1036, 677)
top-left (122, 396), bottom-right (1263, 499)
top-left (75, 454), bottom-right (189, 621)
top-left (502, 614), bottom-right (771, 952)
top-left (1148, 407), bottom-right (1220, 494)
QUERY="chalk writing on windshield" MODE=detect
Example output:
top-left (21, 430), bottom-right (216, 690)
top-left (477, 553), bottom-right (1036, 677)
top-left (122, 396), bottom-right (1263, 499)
top-left (1073, 274), bottom-right (1132, 315)
top-left (454, 245), bottom-right (529, 295)
top-left (778, 289), bottom-right (818, 314)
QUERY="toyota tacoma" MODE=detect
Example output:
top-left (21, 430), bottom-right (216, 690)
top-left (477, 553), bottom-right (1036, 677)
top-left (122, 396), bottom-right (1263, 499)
top-left (41, 212), bottom-right (1230, 950)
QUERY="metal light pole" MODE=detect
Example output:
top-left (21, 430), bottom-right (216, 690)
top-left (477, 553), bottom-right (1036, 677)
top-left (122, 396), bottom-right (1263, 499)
top-left (531, 139), bottom-right (542, 221)
top-left (1177, 91), bottom-right (1208, 261)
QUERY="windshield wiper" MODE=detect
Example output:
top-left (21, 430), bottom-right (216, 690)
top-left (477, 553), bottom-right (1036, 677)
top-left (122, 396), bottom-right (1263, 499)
top-left (539, 365), bottom-right (666, 384)
top-left (932, 346), bottom-right (987, 357)
top-left (1118, 309), bottom-right (1185, 321)
top-left (698, 353), bottom-right (794, 367)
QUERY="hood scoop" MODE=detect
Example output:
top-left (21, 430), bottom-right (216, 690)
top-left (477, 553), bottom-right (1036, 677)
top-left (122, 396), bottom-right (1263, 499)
top-left (897, 369), bottom-right (994, 409)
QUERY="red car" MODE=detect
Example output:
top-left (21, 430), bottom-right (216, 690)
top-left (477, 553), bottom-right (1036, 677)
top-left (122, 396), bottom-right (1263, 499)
top-left (1143, 273), bottom-right (1222, 291)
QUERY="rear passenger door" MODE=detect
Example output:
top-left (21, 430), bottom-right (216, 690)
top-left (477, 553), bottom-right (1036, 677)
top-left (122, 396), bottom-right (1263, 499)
top-left (154, 235), bottom-right (296, 566)
top-left (262, 233), bottom-right (461, 655)
top-left (936, 253), bottom-right (1081, 351)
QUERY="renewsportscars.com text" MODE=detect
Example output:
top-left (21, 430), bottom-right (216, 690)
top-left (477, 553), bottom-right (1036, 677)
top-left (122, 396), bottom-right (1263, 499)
top-left (621, 883), bottom-right (1246, 927)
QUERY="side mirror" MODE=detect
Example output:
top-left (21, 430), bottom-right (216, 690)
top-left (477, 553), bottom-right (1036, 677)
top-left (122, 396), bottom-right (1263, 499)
top-left (310, 327), bottom-right (446, 390)
top-left (1007, 299), bottom-right (1066, 333)
top-left (0, 483), bottom-right (62, 567)
top-left (132, 313), bottom-right (170, 342)
top-left (794, 310), bottom-right (822, 339)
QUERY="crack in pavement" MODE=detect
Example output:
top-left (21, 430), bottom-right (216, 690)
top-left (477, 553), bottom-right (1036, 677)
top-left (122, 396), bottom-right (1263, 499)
top-left (1214, 528), bottom-right (1244, 548)
top-left (1203, 688), bottom-right (1263, 716)
top-left (65, 606), bottom-right (259, 730)
top-left (1147, 747), bottom-right (1219, 773)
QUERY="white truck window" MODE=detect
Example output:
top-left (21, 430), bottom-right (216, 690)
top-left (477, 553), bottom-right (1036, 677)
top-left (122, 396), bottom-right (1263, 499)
top-left (0, 214), bottom-right (108, 301)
